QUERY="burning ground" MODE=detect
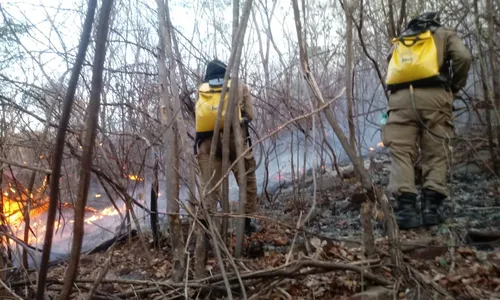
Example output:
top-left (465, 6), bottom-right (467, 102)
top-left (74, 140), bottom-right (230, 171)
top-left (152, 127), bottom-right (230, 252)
top-left (4, 149), bottom-right (500, 299)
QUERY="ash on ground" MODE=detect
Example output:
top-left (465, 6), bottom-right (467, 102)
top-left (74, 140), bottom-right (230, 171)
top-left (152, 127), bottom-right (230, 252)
top-left (261, 148), bottom-right (500, 247)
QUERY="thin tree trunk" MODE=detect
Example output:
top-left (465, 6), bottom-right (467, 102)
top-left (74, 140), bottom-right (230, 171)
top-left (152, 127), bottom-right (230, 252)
top-left (474, 0), bottom-right (499, 176)
top-left (165, 0), bottom-right (196, 280)
top-left (222, 21), bottom-right (250, 248)
top-left (206, 0), bottom-right (253, 244)
top-left (396, 0), bottom-right (407, 36)
top-left (23, 93), bottom-right (57, 268)
top-left (35, 1), bottom-right (97, 298)
top-left (156, 0), bottom-right (186, 283)
top-left (387, 0), bottom-right (396, 38)
top-left (232, 94), bottom-right (247, 258)
top-left (232, 0), bottom-right (240, 46)
top-left (59, 1), bottom-right (113, 298)
top-left (291, 0), bottom-right (402, 274)
top-left (151, 158), bottom-right (160, 248)
top-left (355, 0), bottom-right (388, 102)
top-left (344, 0), bottom-right (357, 156)
top-left (487, 0), bottom-right (500, 171)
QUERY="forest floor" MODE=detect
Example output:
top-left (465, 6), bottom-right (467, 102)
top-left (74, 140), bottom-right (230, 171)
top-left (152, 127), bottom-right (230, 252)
top-left (8, 149), bottom-right (500, 299)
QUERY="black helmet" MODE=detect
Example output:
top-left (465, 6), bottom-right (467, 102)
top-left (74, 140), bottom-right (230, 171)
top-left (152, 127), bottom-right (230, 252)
top-left (415, 12), bottom-right (441, 24)
top-left (402, 11), bottom-right (441, 36)
top-left (204, 59), bottom-right (227, 83)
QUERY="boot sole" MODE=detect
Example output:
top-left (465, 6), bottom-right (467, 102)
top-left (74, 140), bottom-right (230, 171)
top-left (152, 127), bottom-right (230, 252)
top-left (398, 222), bottom-right (423, 230)
top-left (397, 218), bottom-right (422, 230)
top-left (422, 215), bottom-right (441, 226)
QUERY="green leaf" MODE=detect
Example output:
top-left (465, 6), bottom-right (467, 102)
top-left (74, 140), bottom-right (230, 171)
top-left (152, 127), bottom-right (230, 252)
top-left (438, 257), bottom-right (447, 267)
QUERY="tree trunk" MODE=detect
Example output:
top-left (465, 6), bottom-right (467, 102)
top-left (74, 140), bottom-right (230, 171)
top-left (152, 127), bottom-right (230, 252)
top-left (23, 93), bottom-right (58, 268)
top-left (487, 0), bottom-right (500, 171)
top-left (223, 1), bottom-right (254, 250)
top-left (232, 93), bottom-right (247, 258)
top-left (151, 158), bottom-right (160, 248)
top-left (206, 0), bottom-right (253, 242)
top-left (474, 0), bottom-right (499, 176)
top-left (232, 0), bottom-right (240, 47)
top-left (156, 0), bottom-right (187, 283)
top-left (35, 1), bottom-right (97, 298)
top-left (59, 1), bottom-right (114, 298)
top-left (344, 0), bottom-right (357, 156)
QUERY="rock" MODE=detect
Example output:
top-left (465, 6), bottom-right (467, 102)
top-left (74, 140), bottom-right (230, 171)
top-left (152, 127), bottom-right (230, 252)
top-left (120, 270), bottom-right (149, 280)
top-left (407, 246), bottom-right (448, 260)
top-left (350, 286), bottom-right (393, 300)
top-left (455, 162), bottom-right (483, 175)
top-left (317, 175), bottom-right (342, 191)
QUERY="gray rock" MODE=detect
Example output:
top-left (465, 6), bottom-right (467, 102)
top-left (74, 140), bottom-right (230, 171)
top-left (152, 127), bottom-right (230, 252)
top-left (317, 175), bottom-right (342, 191)
top-left (350, 286), bottom-right (393, 300)
top-left (455, 162), bottom-right (483, 175)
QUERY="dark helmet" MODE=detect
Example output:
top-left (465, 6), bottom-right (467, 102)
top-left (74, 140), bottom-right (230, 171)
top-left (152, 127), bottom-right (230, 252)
top-left (415, 12), bottom-right (441, 24)
top-left (402, 11), bottom-right (442, 36)
top-left (204, 59), bottom-right (227, 82)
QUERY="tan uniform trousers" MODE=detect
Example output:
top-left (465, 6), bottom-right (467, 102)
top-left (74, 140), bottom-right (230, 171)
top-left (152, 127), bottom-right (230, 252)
top-left (382, 107), bottom-right (454, 197)
top-left (196, 130), bottom-right (258, 215)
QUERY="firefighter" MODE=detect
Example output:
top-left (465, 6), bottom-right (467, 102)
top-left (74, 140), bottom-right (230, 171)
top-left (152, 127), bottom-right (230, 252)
top-left (383, 12), bottom-right (472, 229)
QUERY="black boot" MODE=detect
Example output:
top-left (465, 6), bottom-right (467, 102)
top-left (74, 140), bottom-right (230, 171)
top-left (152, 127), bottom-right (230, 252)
top-left (244, 218), bottom-right (258, 236)
top-left (421, 189), bottom-right (446, 226)
top-left (395, 192), bottom-right (422, 230)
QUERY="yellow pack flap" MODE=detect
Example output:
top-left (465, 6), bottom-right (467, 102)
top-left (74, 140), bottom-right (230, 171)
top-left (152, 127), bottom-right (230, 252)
top-left (198, 79), bottom-right (232, 93)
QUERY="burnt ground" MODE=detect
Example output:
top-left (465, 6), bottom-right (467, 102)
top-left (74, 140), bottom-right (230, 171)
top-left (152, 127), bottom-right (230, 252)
top-left (7, 149), bottom-right (500, 299)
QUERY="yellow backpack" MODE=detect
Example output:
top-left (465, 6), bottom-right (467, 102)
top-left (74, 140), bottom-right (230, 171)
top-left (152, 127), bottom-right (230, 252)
top-left (195, 79), bottom-right (242, 133)
top-left (386, 30), bottom-right (440, 88)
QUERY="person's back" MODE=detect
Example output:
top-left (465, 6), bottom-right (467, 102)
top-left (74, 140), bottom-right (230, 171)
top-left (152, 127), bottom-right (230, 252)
top-left (383, 12), bottom-right (472, 230)
top-left (194, 59), bottom-right (258, 230)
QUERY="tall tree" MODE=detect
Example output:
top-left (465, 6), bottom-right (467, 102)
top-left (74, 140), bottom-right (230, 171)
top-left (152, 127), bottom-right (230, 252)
top-left (59, 0), bottom-right (114, 298)
top-left (35, 1), bottom-right (98, 298)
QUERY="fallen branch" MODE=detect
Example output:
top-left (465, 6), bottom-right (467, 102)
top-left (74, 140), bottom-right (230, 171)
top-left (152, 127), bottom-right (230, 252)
top-left (0, 158), bottom-right (52, 174)
top-left (0, 279), bottom-right (23, 300)
top-left (201, 259), bottom-right (393, 287)
top-left (409, 266), bottom-right (452, 298)
top-left (465, 230), bottom-right (500, 244)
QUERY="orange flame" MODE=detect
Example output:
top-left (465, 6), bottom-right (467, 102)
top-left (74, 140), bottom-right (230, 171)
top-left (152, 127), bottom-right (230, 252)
top-left (377, 141), bottom-right (385, 148)
top-left (128, 174), bottom-right (144, 181)
top-left (369, 147), bottom-right (375, 151)
top-left (2, 179), bottom-right (124, 246)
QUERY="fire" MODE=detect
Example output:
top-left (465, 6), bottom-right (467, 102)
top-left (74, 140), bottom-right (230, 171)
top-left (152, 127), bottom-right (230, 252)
top-left (2, 178), bottom-right (125, 247)
top-left (36, 176), bottom-right (48, 195)
top-left (94, 193), bottom-right (102, 198)
top-left (84, 205), bottom-right (121, 224)
top-left (2, 196), bottom-right (24, 224)
top-left (369, 147), bottom-right (375, 151)
top-left (128, 174), bottom-right (144, 181)
top-left (377, 141), bottom-right (385, 148)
